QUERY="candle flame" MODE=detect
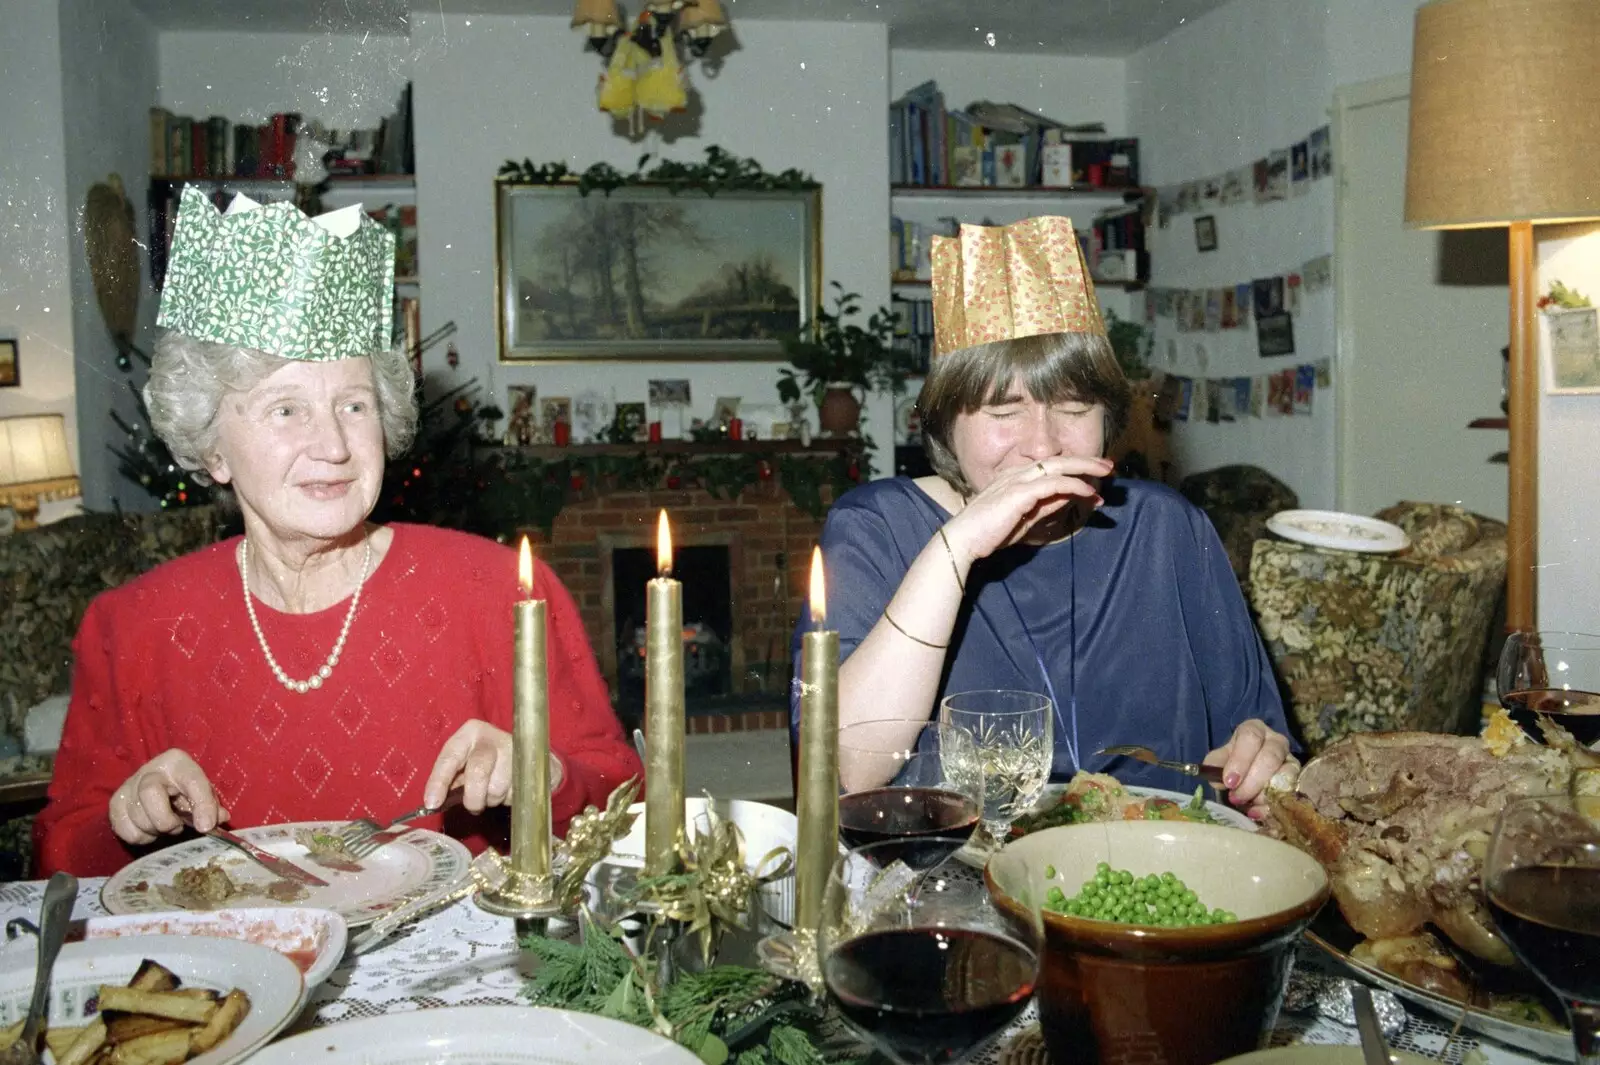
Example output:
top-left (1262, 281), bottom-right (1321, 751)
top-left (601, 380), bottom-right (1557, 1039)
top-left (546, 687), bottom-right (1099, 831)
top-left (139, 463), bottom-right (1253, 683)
top-left (656, 510), bottom-right (673, 577)
top-left (809, 546), bottom-right (826, 626)
top-left (518, 536), bottom-right (534, 596)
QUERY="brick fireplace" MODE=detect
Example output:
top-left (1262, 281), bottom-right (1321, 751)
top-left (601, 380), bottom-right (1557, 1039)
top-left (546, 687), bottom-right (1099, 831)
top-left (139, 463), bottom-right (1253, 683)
top-left (523, 470), bottom-right (835, 734)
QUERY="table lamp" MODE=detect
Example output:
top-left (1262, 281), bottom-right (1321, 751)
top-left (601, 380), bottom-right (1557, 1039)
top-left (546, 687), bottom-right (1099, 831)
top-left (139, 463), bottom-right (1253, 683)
top-left (1403, 0), bottom-right (1600, 631)
top-left (0, 414), bottom-right (80, 531)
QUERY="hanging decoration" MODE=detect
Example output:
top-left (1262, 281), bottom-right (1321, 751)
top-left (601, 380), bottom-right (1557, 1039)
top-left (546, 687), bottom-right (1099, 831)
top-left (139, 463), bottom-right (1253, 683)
top-left (574, 0), bottom-right (730, 135)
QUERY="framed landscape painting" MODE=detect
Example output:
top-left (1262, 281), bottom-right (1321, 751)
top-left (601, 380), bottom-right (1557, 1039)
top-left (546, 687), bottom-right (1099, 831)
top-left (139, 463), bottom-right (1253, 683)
top-left (496, 183), bottom-right (822, 362)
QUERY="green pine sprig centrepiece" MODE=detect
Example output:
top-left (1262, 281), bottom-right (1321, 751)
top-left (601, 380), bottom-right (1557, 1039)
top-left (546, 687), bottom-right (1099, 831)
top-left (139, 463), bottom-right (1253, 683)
top-left (520, 912), bottom-right (866, 1065)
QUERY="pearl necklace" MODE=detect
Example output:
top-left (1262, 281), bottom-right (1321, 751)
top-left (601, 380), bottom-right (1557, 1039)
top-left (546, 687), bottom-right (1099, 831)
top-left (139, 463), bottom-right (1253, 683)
top-left (239, 535), bottom-right (372, 694)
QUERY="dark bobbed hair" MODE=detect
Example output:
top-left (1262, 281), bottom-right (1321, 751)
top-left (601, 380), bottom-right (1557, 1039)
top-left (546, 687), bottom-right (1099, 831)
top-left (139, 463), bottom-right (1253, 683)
top-left (918, 331), bottom-right (1131, 497)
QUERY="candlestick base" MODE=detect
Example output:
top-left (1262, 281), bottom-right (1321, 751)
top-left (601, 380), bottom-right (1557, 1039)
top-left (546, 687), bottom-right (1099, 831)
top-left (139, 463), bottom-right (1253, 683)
top-left (756, 928), bottom-right (822, 992)
top-left (473, 870), bottom-right (569, 921)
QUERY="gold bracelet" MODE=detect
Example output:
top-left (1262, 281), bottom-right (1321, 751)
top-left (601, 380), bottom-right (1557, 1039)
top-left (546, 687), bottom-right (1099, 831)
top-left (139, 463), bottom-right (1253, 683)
top-left (936, 526), bottom-right (966, 594)
top-left (882, 609), bottom-right (949, 649)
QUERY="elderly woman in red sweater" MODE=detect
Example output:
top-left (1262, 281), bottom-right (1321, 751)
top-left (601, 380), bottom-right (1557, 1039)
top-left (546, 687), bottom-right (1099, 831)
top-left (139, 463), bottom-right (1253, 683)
top-left (34, 188), bottom-right (639, 877)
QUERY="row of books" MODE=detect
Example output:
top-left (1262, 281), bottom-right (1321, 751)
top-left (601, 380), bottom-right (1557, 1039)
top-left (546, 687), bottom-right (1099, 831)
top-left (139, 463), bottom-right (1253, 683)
top-left (889, 216), bottom-right (942, 281)
top-left (890, 296), bottom-right (935, 373)
top-left (149, 109), bottom-right (301, 180)
top-left (1088, 203), bottom-right (1149, 283)
top-left (890, 81), bottom-right (1141, 189)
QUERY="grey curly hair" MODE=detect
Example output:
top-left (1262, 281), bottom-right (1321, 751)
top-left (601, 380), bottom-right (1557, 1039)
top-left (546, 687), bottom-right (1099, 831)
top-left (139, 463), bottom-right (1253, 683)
top-left (144, 332), bottom-right (419, 486)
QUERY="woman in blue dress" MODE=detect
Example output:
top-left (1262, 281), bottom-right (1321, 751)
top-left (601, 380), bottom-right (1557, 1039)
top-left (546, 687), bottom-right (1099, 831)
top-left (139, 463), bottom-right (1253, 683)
top-left (793, 217), bottom-right (1295, 816)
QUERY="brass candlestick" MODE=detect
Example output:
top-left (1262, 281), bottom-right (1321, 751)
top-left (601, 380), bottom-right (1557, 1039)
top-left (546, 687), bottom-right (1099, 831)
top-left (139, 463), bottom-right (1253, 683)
top-left (644, 510), bottom-right (686, 877)
top-left (794, 547), bottom-right (839, 936)
top-left (477, 537), bottom-right (562, 926)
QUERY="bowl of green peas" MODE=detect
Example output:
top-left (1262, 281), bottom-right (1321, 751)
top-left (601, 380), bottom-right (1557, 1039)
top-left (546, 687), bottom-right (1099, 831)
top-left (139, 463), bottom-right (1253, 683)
top-left (985, 820), bottom-right (1329, 1065)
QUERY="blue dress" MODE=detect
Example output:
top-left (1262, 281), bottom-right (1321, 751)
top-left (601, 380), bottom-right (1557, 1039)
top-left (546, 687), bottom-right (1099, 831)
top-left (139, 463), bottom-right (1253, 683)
top-left (789, 476), bottom-right (1291, 794)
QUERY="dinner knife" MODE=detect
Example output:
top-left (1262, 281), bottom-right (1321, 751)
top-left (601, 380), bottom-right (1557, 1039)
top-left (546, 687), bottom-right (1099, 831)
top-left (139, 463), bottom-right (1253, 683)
top-left (1351, 984), bottom-right (1392, 1065)
top-left (204, 826), bottom-right (330, 888)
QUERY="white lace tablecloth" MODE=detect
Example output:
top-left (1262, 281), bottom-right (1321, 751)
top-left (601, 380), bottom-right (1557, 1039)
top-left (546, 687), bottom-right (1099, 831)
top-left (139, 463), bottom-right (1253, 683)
top-left (0, 879), bottom-right (1568, 1064)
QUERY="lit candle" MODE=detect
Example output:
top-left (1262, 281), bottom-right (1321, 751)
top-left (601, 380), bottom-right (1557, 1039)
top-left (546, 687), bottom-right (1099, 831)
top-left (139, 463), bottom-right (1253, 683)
top-left (512, 537), bottom-right (551, 881)
top-left (644, 510), bottom-right (686, 877)
top-left (795, 546), bottom-right (840, 934)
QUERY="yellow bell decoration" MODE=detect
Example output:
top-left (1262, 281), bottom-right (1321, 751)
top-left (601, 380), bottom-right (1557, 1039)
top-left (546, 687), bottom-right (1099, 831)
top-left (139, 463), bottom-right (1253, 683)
top-left (634, 35), bottom-right (687, 119)
top-left (597, 33), bottom-right (649, 119)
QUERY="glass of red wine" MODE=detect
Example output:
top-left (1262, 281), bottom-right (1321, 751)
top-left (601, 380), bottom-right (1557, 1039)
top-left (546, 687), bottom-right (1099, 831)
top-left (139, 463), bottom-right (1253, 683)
top-left (837, 720), bottom-right (985, 870)
top-left (1497, 631), bottom-right (1600, 746)
top-left (1484, 793), bottom-right (1600, 1065)
top-left (820, 840), bottom-right (1043, 1065)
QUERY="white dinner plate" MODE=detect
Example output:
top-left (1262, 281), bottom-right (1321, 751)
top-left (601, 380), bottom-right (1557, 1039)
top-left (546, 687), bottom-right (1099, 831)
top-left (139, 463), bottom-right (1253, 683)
top-left (102, 822), bottom-right (470, 929)
top-left (1265, 509), bottom-right (1410, 554)
top-left (958, 783), bottom-right (1255, 868)
top-left (0, 934), bottom-right (304, 1065)
top-left (245, 1004), bottom-right (703, 1065)
top-left (53, 908), bottom-right (346, 991)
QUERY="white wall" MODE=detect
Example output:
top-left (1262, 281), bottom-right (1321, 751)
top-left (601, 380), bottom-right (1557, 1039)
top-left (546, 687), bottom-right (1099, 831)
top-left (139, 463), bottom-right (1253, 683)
top-left (1535, 221), bottom-right (1600, 632)
top-left (157, 30), bottom-right (413, 128)
top-left (1128, 0), bottom-right (1337, 505)
top-left (890, 50), bottom-right (1126, 132)
top-left (407, 12), bottom-right (893, 462)
top-left (0, 0), bottom-right (82, 522)
top-left (1325, 0), bottom-right (1425, 90)
top-left (61, 0), bottom-right (159, 512)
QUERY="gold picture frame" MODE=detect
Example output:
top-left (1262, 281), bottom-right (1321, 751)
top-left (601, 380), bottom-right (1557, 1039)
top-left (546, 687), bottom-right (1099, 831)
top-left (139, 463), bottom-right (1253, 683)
top-left (495, 182), bottom-right (822, 363)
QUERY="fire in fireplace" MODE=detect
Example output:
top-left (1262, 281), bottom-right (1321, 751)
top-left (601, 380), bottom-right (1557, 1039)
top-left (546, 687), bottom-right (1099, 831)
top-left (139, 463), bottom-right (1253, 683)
top-left (611, 545), bottom-right (732, 718)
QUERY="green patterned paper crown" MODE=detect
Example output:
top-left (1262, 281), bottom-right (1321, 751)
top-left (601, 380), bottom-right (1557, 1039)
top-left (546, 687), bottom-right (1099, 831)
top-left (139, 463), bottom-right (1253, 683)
top-left (157, 185), bottom-right (395, 361)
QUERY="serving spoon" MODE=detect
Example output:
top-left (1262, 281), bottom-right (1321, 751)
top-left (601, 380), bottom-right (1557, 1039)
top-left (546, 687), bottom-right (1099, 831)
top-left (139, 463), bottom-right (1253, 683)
top-left (0, 872), bottom-right (78, 1065)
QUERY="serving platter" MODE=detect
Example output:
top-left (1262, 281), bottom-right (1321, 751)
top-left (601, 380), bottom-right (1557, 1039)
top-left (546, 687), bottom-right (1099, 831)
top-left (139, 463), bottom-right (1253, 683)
top-left (1303, 906), bottom-right (1569, 1060)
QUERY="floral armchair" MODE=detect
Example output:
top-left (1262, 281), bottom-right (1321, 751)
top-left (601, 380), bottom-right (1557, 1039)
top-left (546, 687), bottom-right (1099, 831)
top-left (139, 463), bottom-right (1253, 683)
top-left (1247, 502), bottom-right (1506, 754)
top-left (1179, 465), bottom-right (1299, 595)
top-left (0, 505), bottom-right (231, 878)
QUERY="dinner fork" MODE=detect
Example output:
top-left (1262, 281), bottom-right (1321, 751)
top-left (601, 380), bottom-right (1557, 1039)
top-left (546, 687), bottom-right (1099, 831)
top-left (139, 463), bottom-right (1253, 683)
top-left (0, 873), bottom-right (76, 1065)
top-left (336, 787), bottom-right (465, 860)
top-left (1096, 745), bottom-right (1227, 786)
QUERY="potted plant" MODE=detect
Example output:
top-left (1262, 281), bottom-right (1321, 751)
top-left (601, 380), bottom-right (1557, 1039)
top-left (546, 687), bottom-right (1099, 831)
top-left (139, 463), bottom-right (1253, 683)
top-left (777, 283), bottom-right (918, 437)
top-left (1103, 307), bottom-right (1153, 381)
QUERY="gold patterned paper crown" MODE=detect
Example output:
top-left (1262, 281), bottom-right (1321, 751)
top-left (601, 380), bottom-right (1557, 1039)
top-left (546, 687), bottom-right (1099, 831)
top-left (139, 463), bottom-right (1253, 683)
top-left (931, 216), bottom-right (1104, 357)
top-left (157, 185), bottom-right (395, 361)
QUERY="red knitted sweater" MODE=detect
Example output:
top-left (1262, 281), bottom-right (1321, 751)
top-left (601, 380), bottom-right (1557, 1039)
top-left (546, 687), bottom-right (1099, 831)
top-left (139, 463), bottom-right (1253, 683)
top-left (34, 523), bottom-right (640, 877)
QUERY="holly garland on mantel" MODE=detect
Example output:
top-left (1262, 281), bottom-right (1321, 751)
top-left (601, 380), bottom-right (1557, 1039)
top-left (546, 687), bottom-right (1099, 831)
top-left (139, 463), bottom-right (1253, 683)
top-left (497, 145), bottom-right (819, 196)
top-left (376, 381), bottom-right (866, 534)
top-left (476, 445), bottom-right (866, 535)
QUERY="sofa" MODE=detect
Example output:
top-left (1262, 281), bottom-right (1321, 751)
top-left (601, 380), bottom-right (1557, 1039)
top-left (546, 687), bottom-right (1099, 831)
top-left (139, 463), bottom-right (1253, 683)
top-left (0, 504), bottom-right (231, 878)
top-left (1247, 501), bottom-right (1506, 754)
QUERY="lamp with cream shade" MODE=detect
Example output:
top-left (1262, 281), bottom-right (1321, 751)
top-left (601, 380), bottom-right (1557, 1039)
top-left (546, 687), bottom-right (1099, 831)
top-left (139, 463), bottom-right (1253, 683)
top-left (0, 414), bottom-right (80, 531)
top-left (1403, 0), bottom-right (1600, 631)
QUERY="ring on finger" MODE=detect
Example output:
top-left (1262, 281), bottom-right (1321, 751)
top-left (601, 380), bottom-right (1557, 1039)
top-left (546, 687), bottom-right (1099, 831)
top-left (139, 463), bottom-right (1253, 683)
top-left (1036, 461), bottom-right (1046, 474)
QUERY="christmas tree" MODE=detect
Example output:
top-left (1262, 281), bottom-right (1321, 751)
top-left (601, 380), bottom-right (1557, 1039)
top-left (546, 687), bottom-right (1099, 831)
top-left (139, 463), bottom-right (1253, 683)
top-left (109, 344), bottom-right (214, 510)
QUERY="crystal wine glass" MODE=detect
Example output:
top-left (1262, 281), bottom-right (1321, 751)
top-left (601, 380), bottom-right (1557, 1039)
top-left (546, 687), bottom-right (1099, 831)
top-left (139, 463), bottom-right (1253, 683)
top-left (837, 720), bottom-right (984, 870)
top-left (939, 690), bottom-right (1053, 846)
top-left (820, 840), bottom-right (1043, 1065)
top-left (1497, 631), bottom-right (1600, 747)
top-left (1484, 793), bottom-right (1600, 1064)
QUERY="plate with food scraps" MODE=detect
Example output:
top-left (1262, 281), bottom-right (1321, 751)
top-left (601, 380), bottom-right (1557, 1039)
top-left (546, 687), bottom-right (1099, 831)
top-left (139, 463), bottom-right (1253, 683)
top-left (101, 823), bottom-right (470, 929)
top-left (1265, 509), bottom-right (1410, 554)
top-left (244, 1004), bottom-right (702, 1065)
top-left (0, 934), bottom-right (304, 1065)
top-left (52, 908), bottom-right (346, 991)
top-left (1304, 906), bottom-right (1570, 1061)
top-left (957, 779), bottom-right (1255, 869)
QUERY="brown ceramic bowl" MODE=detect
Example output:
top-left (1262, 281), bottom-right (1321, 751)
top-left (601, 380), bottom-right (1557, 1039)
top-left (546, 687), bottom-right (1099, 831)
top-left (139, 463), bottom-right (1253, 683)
top-left (985, 821), bottom-right (1329, 1065)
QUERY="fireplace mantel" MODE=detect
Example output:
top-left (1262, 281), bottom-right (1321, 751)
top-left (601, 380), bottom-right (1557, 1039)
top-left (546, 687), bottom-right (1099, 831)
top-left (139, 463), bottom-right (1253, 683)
top-left (494, 439), bottom-right (861, 460)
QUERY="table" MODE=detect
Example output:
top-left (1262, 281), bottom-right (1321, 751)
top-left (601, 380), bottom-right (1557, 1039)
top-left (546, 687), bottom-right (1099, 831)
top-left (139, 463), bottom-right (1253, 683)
top-left (0, 879), bottom-right (1565, 1065)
